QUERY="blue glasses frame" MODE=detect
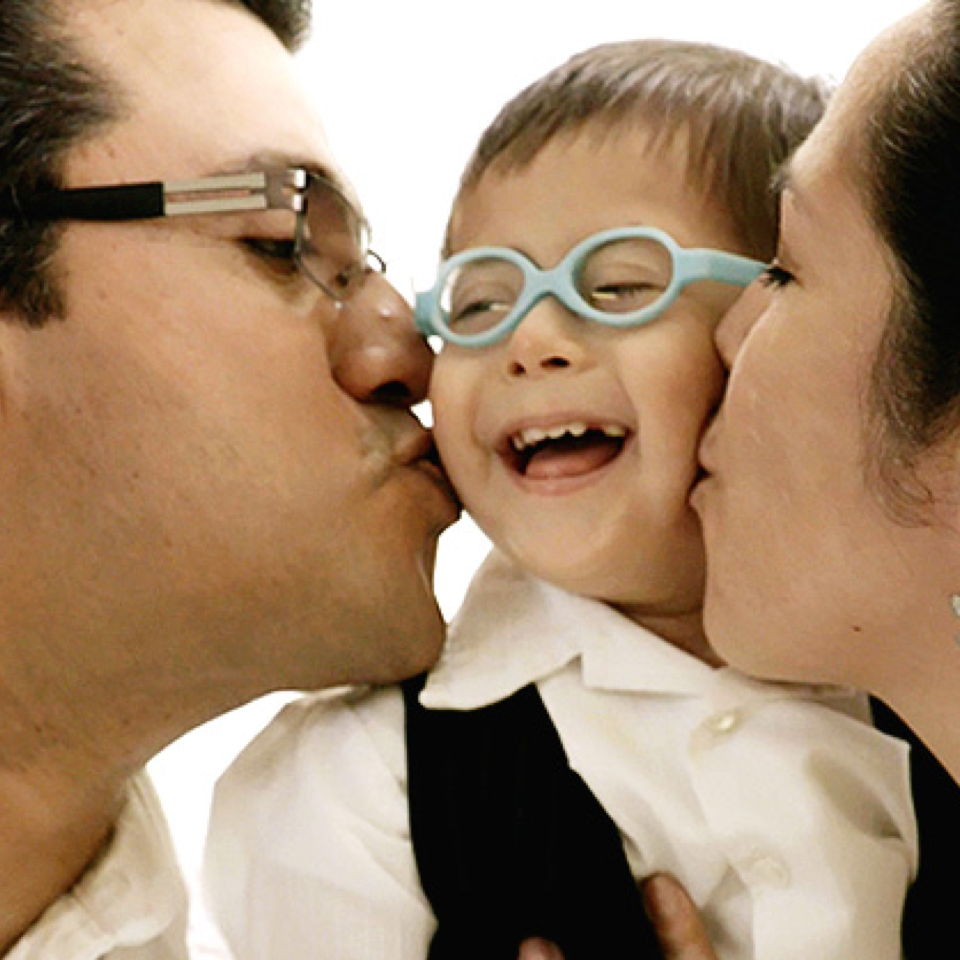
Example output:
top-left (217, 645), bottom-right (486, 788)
top-left (415, 225), bottom-right (765, 347)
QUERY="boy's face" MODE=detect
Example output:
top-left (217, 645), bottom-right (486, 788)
top-left (430, 127), bottom-right (748, 636)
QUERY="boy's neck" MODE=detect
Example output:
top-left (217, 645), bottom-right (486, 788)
top-left (614, 604), bottom-right (724, 668)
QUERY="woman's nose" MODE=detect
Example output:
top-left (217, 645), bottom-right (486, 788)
top-left (328, 272), bottom-right (433, 406)
top-left (502, 301), bottom-right (591, 380)
top-left (715, 281), bottom-right (771, 373)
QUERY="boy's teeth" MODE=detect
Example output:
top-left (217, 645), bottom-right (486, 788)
top-left (547, 422), bottom-right (586, 440)
top-left (510, 421), bottom-right (625, 451)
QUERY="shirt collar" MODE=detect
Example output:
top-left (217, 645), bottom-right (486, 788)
top-left (8, 773), bottom-right (188, 960)
top-left (422, 551), bottom-right (855, 713)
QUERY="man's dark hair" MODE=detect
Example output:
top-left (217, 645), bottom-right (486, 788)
top-left (0, 0), bottom-right (312, 325)
top-left (861, 0), bottom-right (960, 511)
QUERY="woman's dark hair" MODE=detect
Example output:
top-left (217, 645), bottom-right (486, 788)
top-left (0, 0), bottom-right (311, 325)
top-left (452, 39), bottom-right (830, 261)
top-left (863, 0), bottom-right (960, 504)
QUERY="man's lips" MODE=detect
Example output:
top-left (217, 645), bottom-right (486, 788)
top-left (394, 426), bottom-right (441, 468)
top-left (395, 427), bottom-right (462, 513)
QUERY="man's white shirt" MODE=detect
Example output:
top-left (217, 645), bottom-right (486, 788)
top-left (7, 774), bottom-right (189, 960)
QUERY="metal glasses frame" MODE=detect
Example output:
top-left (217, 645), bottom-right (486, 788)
top-left (0, 167), bottom-right (383, 305)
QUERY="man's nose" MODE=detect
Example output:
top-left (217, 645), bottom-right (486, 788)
top-left (502, 300), bottom-right (592, 380)
top-left (328, 273), bottom-right (433, 406)
top-left (715, 280), bottom-right (771, 373)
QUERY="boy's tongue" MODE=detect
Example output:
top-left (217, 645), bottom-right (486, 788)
top-left (523, 433), bottom-right (623, 479)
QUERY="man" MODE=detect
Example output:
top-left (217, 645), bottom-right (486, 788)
top-left (0, 1), bottom-right (711, 957)
top-left (0, 0), bottom-right (458, 955)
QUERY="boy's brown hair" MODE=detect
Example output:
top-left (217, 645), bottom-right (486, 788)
top-left (454, 39), bottom-right (830, 259)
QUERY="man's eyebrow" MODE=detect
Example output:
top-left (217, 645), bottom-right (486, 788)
top-left (206, 151), bottom-right (342, 190)
top-left (199, 152), bottom-right (372, 230)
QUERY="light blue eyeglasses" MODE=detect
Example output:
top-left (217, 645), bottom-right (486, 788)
top-left (415, 225), bottom-right (764, 347)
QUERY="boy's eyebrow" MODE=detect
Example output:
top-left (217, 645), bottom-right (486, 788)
top-left (442, 240), bottom-right (540, 262)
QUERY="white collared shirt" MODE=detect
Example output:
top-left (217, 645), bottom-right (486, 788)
top-left (6, 774), bottom-right (189, 960)
top-left (205, 551), bottom-right (918, 959)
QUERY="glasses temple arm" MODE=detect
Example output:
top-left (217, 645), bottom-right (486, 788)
top-left (0, 183), bottom-right (166, 222)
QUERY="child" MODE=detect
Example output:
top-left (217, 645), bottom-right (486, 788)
top-left (204, 40), bottom-right (920, 959)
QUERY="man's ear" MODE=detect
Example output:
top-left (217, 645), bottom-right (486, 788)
top-left (0, 309), bottom-right (27, 425)
top-left (0, 318), bottom-right (10, 422)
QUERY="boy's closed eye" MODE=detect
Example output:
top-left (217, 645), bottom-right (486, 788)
top-left (587, 280), bottom-right (666, 313)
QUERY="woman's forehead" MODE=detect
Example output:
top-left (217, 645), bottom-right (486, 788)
top-left (784, 6), bottom-right (933, 246)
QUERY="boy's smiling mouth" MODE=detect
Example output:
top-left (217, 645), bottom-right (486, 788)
top-left (498, 420), bottom-right (631, 480)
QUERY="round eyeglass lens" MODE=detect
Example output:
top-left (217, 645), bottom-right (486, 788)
top-left (575, 235), bottom-right (673, 315)
top-left (298, 177), bottom-right (369, 297)
top-left (439, 256), bottom-right (525, 337)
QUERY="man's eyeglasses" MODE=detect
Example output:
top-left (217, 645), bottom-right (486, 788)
top-left (0, 168), bottom-right (384, 307)
top-left (415, 225), bottom-right (765, 347)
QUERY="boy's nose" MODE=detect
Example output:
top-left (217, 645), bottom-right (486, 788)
top-left (328, 273), bottom-right (433, 406)
top-left (502, 300), bottom-right (591, 380)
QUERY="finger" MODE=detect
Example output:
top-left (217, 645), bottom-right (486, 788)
top-left (518, 937), bottom-right (565, 960)
top-left (642, 873), bottom-right (719, 960)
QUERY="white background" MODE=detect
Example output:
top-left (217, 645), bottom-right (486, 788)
top-left (149, 0), bottom-right (925, 930)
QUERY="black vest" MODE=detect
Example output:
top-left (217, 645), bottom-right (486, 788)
top-left (402, 673), bottom-right (660, 959)
top-left (870, 699), bottom-right (959, 958)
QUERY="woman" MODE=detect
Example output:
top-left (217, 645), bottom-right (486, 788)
top-left (529, 1), bottom-right (960, 956)
top-left (674, 0), bottom-right (960, 956)
top-left (696, 0), bottom-right (960, 783)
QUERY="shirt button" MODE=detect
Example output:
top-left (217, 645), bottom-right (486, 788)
top-left (745, 852), bottom-right (791, 889)
top-left (706, 709), bottom-right (740, 734)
